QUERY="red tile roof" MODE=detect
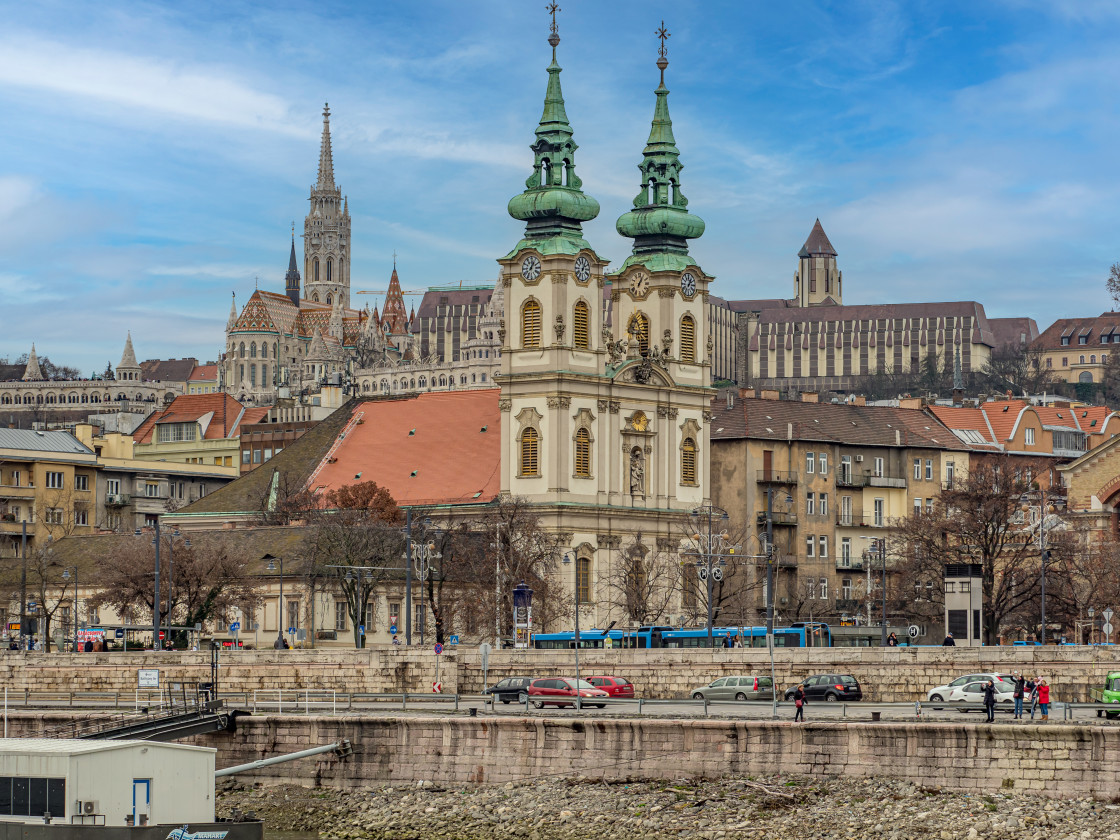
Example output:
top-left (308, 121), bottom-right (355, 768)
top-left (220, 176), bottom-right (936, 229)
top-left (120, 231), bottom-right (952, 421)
top-left (309, 389), bottom-right (501, 506)
top-left (924, 405), bottom-right (1001, 451)
top-left (133, 393), bottom-right (248, 444)
top-left (1031, 312), bottom-right (1120, 351)
top-left (189, 364), bottom-right (218, 382)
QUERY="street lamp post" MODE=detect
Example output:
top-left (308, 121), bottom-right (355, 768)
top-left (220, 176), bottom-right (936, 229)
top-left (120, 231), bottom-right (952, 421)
top-left (860, 536), bottom-right (888, 646)
top-left (685, 505), bottom-right (736, 648)
top-left (61, 567), bottom-right (78, 651)
top-left (263, 554), bottom-right (284, 649)
top-left (134, 524), bottom-right (161, 650)
top-left (1022, 491), bottom-right (1052, 644)
top-left (165, 529), bottom-right (190, 646)
top-left (562, 553), bottom-right (583, 690)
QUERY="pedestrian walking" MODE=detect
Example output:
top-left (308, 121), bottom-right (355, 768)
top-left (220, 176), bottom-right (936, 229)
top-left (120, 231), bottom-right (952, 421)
top-left (1038, 678), bottom-right (1051, 721)
top-left (982, 680), bottom-right (997, 722)
top-left (1012, 672), bottom-right (1025, 719)
top-left (941, 632), bottom-right (956, 646)
top-left (1027, 676), bottom-right (1039, 720)
top-left (793, 684), bottom-right (806, 723)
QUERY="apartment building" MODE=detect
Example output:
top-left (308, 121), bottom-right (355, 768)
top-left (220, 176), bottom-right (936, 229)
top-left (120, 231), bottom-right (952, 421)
top-left (710, 390), bottom-right (970, 627)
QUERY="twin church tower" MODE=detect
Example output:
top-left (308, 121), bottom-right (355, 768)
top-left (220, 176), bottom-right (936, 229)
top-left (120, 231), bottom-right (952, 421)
top-left (496, 11), bottom-right (713, 568)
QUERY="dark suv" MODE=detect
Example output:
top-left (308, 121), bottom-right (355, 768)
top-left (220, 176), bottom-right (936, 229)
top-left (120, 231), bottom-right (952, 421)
top-left (483, 676), bottom-right (533, 703)
top-left (784, 674), bottom-right (863, 702)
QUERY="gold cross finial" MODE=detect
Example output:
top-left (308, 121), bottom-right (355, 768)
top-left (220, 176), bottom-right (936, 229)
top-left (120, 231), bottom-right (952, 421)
top-left (392, 249), bottom-right (398, 267)
top-left (657, 21), bottom-right (670, 59)
top-left (291, 221), bottom-right (295, 239)
top-left (547, 2), bottom-right (560, 35)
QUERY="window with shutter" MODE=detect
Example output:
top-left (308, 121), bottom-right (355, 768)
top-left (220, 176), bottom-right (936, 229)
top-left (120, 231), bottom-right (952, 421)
top-left (576, 557), bottom-right (591, 603)
top-left (680, 315), bottom-right (696, 363)
top-left (522, 300), bottom-right (542, 348)
top-left (573, 301), bottom-right (590, 350)
top-left (574, 428), bottom-right (591, 477)
top-left (681, 437), bottom-right (698, 484)
top-left (521, 428), bottom-right (540, 476)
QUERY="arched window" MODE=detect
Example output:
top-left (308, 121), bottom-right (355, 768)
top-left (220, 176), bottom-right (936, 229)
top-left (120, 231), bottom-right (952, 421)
top-left (628, 312), bottom-right (650, 355)
top-left (261, 364), bottom-right (268, 386)
top-left (1091, 355), bottom-right (1096, 364)
top-left (313, 258), bottom-right (319, 283)
top-left (418, 377), bottom-right (427, 388)
top-left (573, 300), bottom-right (590, 350)
top-left (1079, 371), bottom-right (1094, 383)
top-left (250, 365), bottom-right (257, 386)
top-left (681, 437), bottom-right (698, 485)
top-left (239, 365), bottom-right (244, 382)
top-left (574, 428), bottom-right (591, 477)
top-left (679, 314), bottom-right (697, 364)
top-left (250, 342), bottom-right (257, 358)
top-left (327, 259), bottom-right (332, 283)
top-left (522, 299), bottom-right (542, 348)
top-left (312, 292), bottom-right (319, 302)
top-left (576, 557), bottom-right (591, 604)
top-left (239, 343), bottom-right (246, 358)
top-left (326, 294), bottom-right (332, 306)
top-left (1080, 355), bottom-right (1086, 364)
top-left (460, 375), bottom-right (467, 385)
top-left (520, 428), bottom-right (540, 476)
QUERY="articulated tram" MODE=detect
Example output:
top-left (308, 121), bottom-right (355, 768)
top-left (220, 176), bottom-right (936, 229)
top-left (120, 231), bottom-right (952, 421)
top-left (531, 622), bottom-right (832, 650)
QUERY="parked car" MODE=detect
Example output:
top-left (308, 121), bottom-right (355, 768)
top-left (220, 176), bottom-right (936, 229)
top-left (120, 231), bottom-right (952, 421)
top-left (783, 674), bottom-right (863, 702)
top-left (527, 677), bottom-right (610, 708)
top-left (1092, 671), bottom-right (1120, 718)
top-left (483, 676), bottom-right (533, 704)
top-left (925, 673), bottom-right (1015, 702)
top-left (943, 679), bottom-right (1015, 711)
top-left (689, 676), bottom-right (774, 702)
top-left (587, 676), bottom-right (635, 698)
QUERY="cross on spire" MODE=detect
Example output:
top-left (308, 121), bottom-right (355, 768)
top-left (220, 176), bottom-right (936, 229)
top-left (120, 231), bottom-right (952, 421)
top-left (548, 2), bottom-right (560, 34)
top-left (392, 249), bottom-right (398, 267)
top-left (656, 21), bottom-right (670, 84)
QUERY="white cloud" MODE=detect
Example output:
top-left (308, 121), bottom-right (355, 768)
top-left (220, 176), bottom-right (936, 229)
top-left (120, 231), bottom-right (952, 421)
top-left (0, 38), bottom-right (301, 135)
top-left (147, 263), bottom-right (272, 281)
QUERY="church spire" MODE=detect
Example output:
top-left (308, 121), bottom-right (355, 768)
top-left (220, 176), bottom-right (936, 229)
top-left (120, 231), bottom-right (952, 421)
top-left (285, 224), bottom-right (301, 305)
top-left (22, 343), bottom-right (43, 381)
top-left (119, 332), bottom-right (137, 368)
top-left (507, 3), bottom-right (599, 251)
top-left (227, 291), bottom-right (238, 330)
top-left (317, 103), bottom-right (335, 189)
top-left (616, 22), bottom-right (705, 268)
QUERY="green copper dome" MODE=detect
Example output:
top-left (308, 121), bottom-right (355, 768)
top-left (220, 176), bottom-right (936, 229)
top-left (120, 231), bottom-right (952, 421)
top-left (507, 32), bottom-right (599, 253)
top-left (616, 58), bottom-right (705, 261)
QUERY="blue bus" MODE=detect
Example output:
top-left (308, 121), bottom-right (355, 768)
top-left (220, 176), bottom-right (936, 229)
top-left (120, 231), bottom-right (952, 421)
top-left (532, 622), bottom-right (830, 650)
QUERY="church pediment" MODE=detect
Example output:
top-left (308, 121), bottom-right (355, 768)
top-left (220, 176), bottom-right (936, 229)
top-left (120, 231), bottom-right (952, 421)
top-left (615, 357), bottom-right (673, 387)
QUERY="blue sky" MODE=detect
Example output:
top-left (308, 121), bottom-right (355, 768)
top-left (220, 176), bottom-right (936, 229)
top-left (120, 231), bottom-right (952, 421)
top-left (1, 0), bottom-right (1118, 373)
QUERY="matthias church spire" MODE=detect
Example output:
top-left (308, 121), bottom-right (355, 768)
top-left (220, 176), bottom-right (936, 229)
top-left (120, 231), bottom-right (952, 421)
top-left (317, 103), bottom-right (335, 189)
top-left (616, 22), bottom-right (705, 271)
top-left (507, 4), bottom-right (599, 254)
top-left (285, 224), bottom-right (301, 306)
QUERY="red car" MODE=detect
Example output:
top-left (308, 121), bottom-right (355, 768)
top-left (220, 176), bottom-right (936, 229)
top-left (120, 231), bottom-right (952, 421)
top-left (588, 676), bottom-right (635, 698)
top-left (527, 677), bottom-right (609, 708)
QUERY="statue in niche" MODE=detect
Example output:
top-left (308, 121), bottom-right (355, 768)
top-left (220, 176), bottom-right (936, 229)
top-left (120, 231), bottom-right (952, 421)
top-left (629, 447), bottom-right (645, 495)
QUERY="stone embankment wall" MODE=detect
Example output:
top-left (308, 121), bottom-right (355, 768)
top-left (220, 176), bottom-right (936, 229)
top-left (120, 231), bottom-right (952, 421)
top-left (5, 712), bottom-right (1111, 800)
top-left (2, 645), bottom-right (1119, 701)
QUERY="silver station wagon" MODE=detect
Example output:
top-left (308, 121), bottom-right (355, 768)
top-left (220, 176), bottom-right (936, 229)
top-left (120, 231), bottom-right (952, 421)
top-left (690, 675), bottom-right (774, 701)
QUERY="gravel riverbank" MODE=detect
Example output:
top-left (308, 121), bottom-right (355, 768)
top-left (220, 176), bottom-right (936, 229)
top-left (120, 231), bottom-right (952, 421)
top-left (217, 775), bottom-right (1120, 840)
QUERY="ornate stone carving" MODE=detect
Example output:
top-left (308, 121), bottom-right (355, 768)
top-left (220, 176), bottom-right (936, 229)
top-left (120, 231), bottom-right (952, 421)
top-left (644, 444), bottom-right (653, 455)
top-left (551, 272), bottom-right (568, 284)
top-left (706, 334), bottom-right (714, 364)
top-left (546, 396), bottom-right (561, 409)
top-left (554, 314), bottom-right (565, 341)
top-left (658, 288), bottom-right (677, 298)
top-left (662, 329), bottom-right (673, 356)
top-left (596, 399), bottom-right (608, 413)
top-left (558, 396), bottom-right (571, 408)
top-left (609, 400), bottom-right (621, 414)
top-left (657, 406), bottom-right (669, 418)
top-left (702, 410), bottom-right (714, 423)
top-left (656, 536), bottom-right (674, 550)
top-left (603, 328), bottom-right (626, 365)
top-left (610, 290), bottom-right (621, 302)
top-left (597, 534), bottom-right (622, 550)
top-left (668, 407), bottom-right (679, 419)
top-left (498, 398), bottom-right (512, 412)
top-left (629, 447), bottom-right (645, 494)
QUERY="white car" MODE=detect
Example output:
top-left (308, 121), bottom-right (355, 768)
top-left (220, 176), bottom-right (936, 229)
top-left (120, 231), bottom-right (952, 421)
top-left (943, 679), bottom-right (1015, 712)
top-left (925, 673), bottom-right (1016, 702)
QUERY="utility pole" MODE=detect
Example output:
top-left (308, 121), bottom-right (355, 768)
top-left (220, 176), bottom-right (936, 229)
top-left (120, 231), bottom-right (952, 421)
top-left (153, 520), bottom-right (161, 651)
top-left (765, 487), bottom-right (777, 720)
top-left (405, 509), bottom-right (413, 646)
top-left (19, 521), bottom-right (27, 649)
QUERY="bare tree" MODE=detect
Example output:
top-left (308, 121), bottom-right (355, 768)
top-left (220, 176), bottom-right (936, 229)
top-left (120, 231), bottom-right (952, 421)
top-left (308, 480), bottom-right (403, 648)
top-left (890, 458), bottom-right (1053, 644)
top-left (599, 534), bottom-right (680, 627)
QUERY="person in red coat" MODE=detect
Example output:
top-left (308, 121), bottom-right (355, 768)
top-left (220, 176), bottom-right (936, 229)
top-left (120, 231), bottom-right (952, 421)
top-left (1037, 678), bottom-right (1051, 721)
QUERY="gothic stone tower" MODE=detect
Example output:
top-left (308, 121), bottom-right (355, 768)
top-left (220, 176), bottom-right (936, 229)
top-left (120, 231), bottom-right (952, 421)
top-left (303, 104), bottom-right (351, 309)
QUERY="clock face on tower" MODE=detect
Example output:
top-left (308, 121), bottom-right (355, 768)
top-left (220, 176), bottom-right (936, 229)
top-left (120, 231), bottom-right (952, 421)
top-left (574, 255), bottom-right (591, 284)
top-left (521, 255), bottom-right (541, 281)
top-left (681, 272), bottom-right (697, 298)
top-left (629, 271), bottom-right (650, 298)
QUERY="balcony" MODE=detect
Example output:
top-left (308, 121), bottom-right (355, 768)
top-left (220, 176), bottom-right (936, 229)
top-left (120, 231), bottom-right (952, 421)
top-left (836, 510), bottom-right (885, 528)
top-left (104, 493), bottom-right (131, 507)
top-left (835, 558), bottom-right (865, 571)
top-left (836, 470), bottom-right (906, 489)
top-left (756, 470), bottom-right (798, 485)
top-left (756, 510), bottom-right (798, 527)
top-left (0, 484), bottom-right (35, 500)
